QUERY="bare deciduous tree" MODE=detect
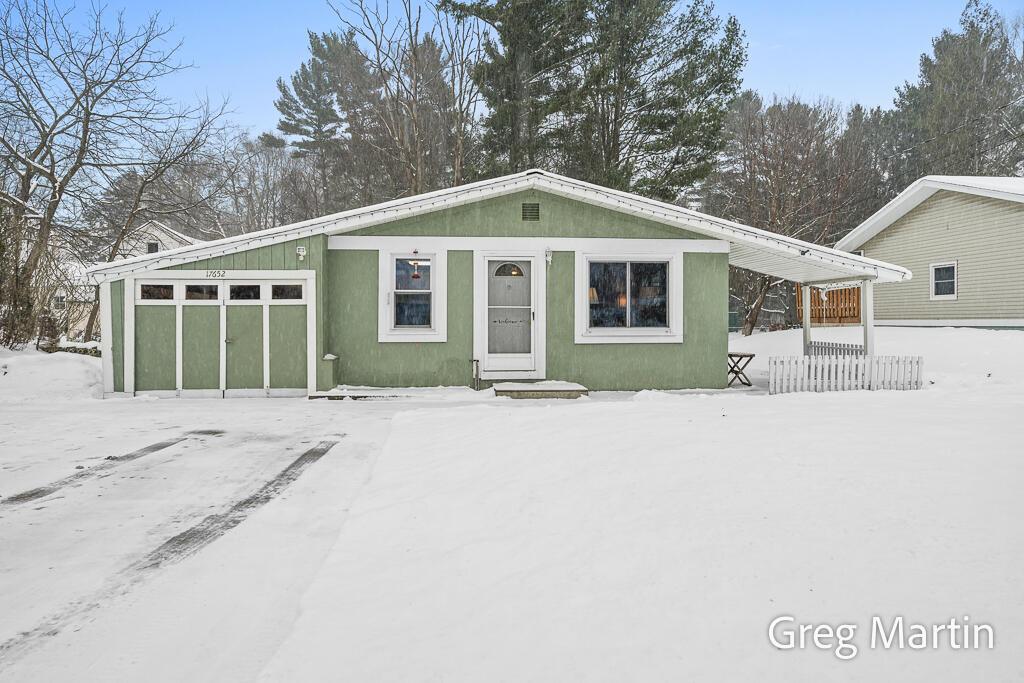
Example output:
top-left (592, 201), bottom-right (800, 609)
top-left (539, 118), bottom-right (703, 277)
top-left (0, 0), bottom-right (196, 346)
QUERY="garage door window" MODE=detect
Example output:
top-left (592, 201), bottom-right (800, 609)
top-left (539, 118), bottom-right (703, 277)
top-left (230, 284), bottom-right (261, 301)
top-left (271, 284), bottom-right (303, 300)
top-left (140, 284), bottom-right (174, 300)
top-left (185, 284), bottom-right (219, 300)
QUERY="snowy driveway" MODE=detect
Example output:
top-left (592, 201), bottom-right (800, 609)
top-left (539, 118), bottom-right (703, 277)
top-left (2, 328), bottom-right (1023, 682)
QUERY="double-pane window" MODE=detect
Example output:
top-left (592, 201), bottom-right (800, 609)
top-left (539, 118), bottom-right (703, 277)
top-left (588, 261), bottom-right (668, 329)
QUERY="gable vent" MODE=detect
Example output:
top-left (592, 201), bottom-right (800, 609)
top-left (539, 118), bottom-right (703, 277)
top-left (521, 202), bottom-right (540, 221)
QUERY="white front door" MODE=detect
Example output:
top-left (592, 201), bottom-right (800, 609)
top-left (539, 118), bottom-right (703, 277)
top-left (476, 254), bottom-right (545, 379)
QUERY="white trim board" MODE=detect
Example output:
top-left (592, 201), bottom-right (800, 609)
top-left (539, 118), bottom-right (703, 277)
top-left (875, 319), bottom-right (1024, 327)
top-left (473, 251), bottom-right (547, 380)
top-left (84, 170), bottom-right (909, 286)
top-left (331, 236), bottom-right (729, 253)
top-left (99, 281), bottom-right (114, 394)
top-left (121, 271), bottom-right (317, 398)
top-left (573, 251), bottom-right (684, 344)
top-left (377, 250), bottom-right (449, 343)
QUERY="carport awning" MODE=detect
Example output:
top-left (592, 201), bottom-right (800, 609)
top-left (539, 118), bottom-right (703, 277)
top-left (84, 169), bottom-right (911, 286)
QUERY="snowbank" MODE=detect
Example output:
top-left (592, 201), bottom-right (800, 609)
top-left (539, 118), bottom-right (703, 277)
top-left (0, 348), bottom-right (102, 402)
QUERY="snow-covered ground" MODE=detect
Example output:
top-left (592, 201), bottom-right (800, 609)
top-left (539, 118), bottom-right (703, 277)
top-left (1, 328), bottom-right (1021, 681)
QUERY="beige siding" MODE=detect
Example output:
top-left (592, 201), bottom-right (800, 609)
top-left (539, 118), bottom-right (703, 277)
top-left (861, 190), bottom-right (1024, 320)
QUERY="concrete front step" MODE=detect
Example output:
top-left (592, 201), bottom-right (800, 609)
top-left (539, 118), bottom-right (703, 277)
top-left (492, 381), bottom-right (589, 399)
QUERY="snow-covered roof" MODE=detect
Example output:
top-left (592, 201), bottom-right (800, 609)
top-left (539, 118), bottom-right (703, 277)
top-left (86, 169), bottom-right (910, 286)
top-left (136, 220), bottom-right (201, 247)
top-left (837, 175), bottom-right (1024, 252)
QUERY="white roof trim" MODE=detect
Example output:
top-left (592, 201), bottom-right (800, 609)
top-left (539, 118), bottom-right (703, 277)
top-left (836, 175), bottom-right (1024, 251)
top-left (86, 169), bottom-right (910, 285)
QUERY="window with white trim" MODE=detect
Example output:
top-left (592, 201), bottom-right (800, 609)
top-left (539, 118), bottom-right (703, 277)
top-left (588, 261), bottom-right (668, 329)
top-left (575, 252), bottom-right (683, 344)
top-left (146, 241), bottom-right (160, 254)
top-left (378, 250), bottom-right (447, 342)
top-left (930, 261), bottom-right (957, 301)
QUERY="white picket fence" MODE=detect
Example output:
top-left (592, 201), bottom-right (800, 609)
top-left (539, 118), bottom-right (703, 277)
top-left (807, 340), bottom-right (865, 357)
top-left (768, 355), bottom-right (923, 394)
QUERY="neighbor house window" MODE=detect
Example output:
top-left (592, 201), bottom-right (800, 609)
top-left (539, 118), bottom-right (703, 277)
top-left (146, 241), bottom-right (160, 254)
top-left (930, 261), bottom-right (957, 301)
top-left (574, 253), bottom-right (683, 344)
top-left (52, 294), bottom-right (67, 311)
top-left (378, 250), bottom-right (448, 342)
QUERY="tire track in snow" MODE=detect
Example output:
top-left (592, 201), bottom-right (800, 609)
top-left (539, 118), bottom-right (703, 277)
top-left (1, 437), bottom-right (190, 505)
top-left (131, 439), bottom-right (339, 571)
top-left (0, 439), bottom-right (340, 668)
top-left (1, 430), bottom-right (228, 507)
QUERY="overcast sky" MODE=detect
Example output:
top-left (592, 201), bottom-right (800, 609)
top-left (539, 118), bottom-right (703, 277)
top-left (122, 0), bottom-right (1023, 134)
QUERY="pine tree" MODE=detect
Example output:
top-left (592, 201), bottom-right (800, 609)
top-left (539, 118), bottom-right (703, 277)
top-left (440, 0), bottom-right (589, 174)
top-left (274, 32), bottom-right (347, 213)
top-left (887, 1), bottom-right (1024, 188)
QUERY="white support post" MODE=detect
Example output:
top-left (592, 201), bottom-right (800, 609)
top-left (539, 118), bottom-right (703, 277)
top-left (861, 280), bottom-right (875, 357)
top-left (801, 284), bottom-right (811, 356)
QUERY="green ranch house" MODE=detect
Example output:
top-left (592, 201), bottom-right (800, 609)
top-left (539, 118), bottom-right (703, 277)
top-left (84, 170), bottom-right (909, 397)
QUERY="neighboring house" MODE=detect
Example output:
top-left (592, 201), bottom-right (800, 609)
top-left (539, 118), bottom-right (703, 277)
top-left (119, 220), bottom-right (199, 258)
top-left (837, 176), bottom-right (1024, 328)
top-left (53, 221), bottom-right (202, 340)
top-left (84, 170), bottom-right (907, 398)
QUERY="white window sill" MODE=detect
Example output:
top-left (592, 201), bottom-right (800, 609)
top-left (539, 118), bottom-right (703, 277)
top-left (379, 328), bottom-right (447, 343)
top-left (575, 328), bottom-right (684, 344)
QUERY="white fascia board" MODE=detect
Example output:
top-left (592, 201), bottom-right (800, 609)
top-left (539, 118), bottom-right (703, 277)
top-left (836, 180), bottom-right (937, 251)
top-left (84, 168), bottom-right (909, 285)
top-left (529, 175), bottom-right (911, 283)
top-left (84, 171), bottom-right (539, 282)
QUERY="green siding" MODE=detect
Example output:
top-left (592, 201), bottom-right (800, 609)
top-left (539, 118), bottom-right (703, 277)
top-left (324, 249), bottom-right (728, 390)
top-left (269, 305), bottom-right (307, 388)
top-left (546, 252), bottom-right (728, 389)
top-left (182, 306), bottom-right (220, 390)
top-left (226, 306), bottom-right (264, 389)
top-left (348, 189), bottom-right (704, 240)
top-left (135, 306), bottom-right (176, 390)
top-left (111, 280), bottom-right (124, 392)
top-left (327, 250), bottom-right (475, 386)
top-left (94, 190), bottom-right (731, 393)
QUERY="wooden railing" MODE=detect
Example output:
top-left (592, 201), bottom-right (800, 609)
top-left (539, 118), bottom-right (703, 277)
top-left (796, 286), bottom-right (861, 324)
top-left (768, 355), bottom-right (923, 394)
top-left (807, 340), bottom-right (864, 357)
